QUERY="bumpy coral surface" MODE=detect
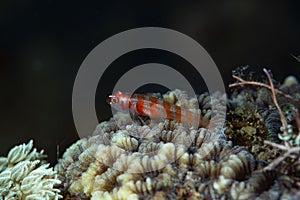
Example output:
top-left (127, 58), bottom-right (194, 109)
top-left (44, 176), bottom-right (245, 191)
top-left (0, 140), bottom-right (62, 200)
top-left (227, 68), bottom-right (300, 155)
top-left (228, 69), bottom-right (300, 199)
top-left (55, 90), bottom-right (278, 200)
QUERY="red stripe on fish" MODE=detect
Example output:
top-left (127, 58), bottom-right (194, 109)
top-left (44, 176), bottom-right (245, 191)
top-left (135, 94), bottom-right (145, 115)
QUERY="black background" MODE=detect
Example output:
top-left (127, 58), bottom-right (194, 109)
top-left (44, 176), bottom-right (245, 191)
top-left (1, 0), bottom-right (300, 165)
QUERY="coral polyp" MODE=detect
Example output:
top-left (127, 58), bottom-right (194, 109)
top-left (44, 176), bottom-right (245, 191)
top-left (0, 140), bottom-right (62, 200)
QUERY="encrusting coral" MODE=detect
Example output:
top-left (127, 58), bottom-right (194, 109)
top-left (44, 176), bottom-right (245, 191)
top-left (0, 140), bottom-right (62, 200)
top-left (226, 67), bottom-right (300, 162)
top-left (55, 89), bottom-right (279, 200)
top-left (229, 67), bottom-right (300, 199)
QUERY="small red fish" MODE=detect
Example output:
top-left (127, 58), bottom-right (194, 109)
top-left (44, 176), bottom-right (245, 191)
top-left (107, 91), bottom-right (200, 128)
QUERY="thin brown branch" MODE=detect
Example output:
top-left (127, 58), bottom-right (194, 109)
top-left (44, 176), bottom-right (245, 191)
top-left (263, 68), bottom-right (291, 149)
top-left (291, 54), bottom-right (300, 63)
top-left (263, 68), bottom-right (289, 131)
top-left (264, 140), bottom-right (288, 151)
top-left (264, 145), bottom-right (300, 171)
top-left (293, 107), bottom-right (300, 132)
top-left (229, 75), bottom-right (298, 103)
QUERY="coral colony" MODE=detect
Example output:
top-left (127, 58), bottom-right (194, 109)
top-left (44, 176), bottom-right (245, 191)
top-left (1, 67), bottom-right (300, 199)
top-left (0, 140), bottom-right (62, 199)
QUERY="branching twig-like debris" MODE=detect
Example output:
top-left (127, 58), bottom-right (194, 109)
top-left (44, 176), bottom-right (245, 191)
top-left (229, 68), bottom-right (300, 171)
top-left (263, 69), bottom-right (288, 135)
top-left (293, 107), bottom-right (300, 131)
top-left (263, 140), bottom-right (300, 171)
top-left (229, 74), bottom-right (299, 103)
top-left (291, 54), bottom-right (300, 63)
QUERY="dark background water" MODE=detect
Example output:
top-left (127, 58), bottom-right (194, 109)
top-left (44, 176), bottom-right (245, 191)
top-left (1, 0), bottom-right (300, 165)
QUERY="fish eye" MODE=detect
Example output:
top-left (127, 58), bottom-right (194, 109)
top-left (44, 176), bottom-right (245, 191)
top-left (111, 97), bottom-right (118, 104)
top-left (107, 95), bottom-right (118, 104)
